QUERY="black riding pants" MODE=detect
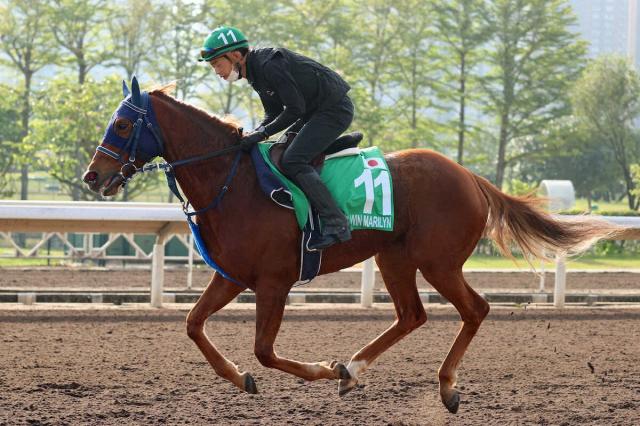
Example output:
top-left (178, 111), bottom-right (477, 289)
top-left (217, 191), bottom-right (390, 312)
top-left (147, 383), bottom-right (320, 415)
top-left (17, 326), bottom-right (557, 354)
top-left (280, 95), bottom-right (354, 178)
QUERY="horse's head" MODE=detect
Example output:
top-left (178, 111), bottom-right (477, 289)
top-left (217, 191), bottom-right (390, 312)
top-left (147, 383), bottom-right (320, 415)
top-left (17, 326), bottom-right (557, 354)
top-left (83, 76), bottom-right (164, 197)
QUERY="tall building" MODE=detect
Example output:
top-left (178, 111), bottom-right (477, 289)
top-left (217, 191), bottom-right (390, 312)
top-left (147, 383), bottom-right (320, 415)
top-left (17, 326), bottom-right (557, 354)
top-left (569, 0), bottom-right (631, 58)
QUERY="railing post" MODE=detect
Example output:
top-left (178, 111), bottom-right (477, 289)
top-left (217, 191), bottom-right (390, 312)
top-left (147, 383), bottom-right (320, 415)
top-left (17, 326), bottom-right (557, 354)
top-left (151, 224), bottom-right (171, 308)
top-left (554, 253), bottom-right (566, 308)
top-left (539, 251), bottom-right (546, 292)
top-left (360, 257), bottom-right (374, 307)
top-left (187, 233), bottom-right (194, 290)
top-left (151, 240), bottom-right (164, 308)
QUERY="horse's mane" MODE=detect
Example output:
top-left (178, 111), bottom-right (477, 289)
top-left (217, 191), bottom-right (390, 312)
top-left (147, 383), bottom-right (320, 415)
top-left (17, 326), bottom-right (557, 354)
top-left (149, 83), bottom-right (241, 133)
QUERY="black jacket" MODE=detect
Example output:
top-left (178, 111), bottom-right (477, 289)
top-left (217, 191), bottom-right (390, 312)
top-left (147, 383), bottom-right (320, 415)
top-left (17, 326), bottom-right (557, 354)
top-left (245, 47), bottom-right (351, 136)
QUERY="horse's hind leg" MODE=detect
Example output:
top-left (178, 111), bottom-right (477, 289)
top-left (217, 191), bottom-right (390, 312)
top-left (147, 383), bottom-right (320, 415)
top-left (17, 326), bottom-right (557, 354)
top-left (186, 274), bottom-right (254, 393)
top-left (420, 266), bottom-right (489, 414)
top-left (339, 245), bottom-right (426, 396)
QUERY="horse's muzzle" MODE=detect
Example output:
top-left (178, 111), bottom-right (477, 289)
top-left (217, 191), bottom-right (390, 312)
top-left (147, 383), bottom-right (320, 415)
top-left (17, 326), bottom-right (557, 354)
top-left (82, 170), bottom-right (122, 196)
top-left (83, 171), bottom-right (98, 184)
top-left (83, 170), bottom-right (101, 193)
top-left (100, 173), bottom-right (125, 197)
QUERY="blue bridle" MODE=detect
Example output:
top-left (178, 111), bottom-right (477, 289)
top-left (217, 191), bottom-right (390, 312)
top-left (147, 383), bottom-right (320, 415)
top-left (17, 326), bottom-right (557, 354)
top-left (96, 80), bottom-right (165, 184)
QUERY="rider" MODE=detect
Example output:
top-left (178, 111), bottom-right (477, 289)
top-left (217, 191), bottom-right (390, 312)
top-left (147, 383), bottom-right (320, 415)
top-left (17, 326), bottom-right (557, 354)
top-left (198, 26), bottom-right (353, 251)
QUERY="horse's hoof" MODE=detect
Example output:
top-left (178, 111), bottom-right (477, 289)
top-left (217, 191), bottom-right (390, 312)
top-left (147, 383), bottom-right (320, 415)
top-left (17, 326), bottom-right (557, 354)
top-left (334, 363), bottom-right (351, 380)
top-left (243, 373), bottom-right (258, 394)
top-left (442, 391), bottom-right (460, 414)
top-left (338, 377), bottom-right (357, 396)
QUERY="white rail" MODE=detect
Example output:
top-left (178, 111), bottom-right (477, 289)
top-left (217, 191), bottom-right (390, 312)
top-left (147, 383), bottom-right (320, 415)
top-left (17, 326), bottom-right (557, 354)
top-left (552, 216), bottom-right (640, 307)
top-left (1, 201), bottom-right (639, 308)
top-left (0, 201), bottom-right (188, 308)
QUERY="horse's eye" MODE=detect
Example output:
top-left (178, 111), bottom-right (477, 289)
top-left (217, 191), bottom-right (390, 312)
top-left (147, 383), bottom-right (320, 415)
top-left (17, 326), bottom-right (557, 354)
top-left (114, 118), bottom-right (132, 138)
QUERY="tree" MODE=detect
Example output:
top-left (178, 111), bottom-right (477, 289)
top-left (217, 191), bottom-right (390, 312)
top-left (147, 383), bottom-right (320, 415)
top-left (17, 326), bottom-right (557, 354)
top-left (0, 0), bottom-right (57, 200)
top-left (432, 0), bottom-right (491, 164)
top-left (47, 0), bottom-right (112, 200)
top-left (271, 0), bottom-right (345, 59)
top-left (571, 55), bottom-right (640, 210)
top-left (481, 0), bottom-right (587, 188)
top-left (153, 0), bottom-right (208, 101)
top-left (48, 0), bottom-right (111, 85)
top-left (632, 164), bottom-right (640, 204)
top-left (0, 84), bottom-right (22, 196)
top-left (386, 0), bottom-right (442, 150)
top-left (107, 0), bottom-right (167, 80)
top-left (27, 76), bottom-right (160, 201)
top-left (516, 116), bottom-right (619, 209)
top-left (346, 0), bottom-right (396, 147)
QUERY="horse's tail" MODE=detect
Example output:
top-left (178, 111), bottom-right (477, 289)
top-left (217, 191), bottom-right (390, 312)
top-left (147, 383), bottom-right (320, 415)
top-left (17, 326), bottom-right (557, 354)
top-left (472, 174), bottom-right (622, 261)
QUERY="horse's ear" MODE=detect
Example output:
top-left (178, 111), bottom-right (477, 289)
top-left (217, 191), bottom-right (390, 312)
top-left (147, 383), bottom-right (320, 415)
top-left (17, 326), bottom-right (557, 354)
top-left (131, 75), bottom-right (141, 106)
top-left (122, 80), bottom-right (130, 98)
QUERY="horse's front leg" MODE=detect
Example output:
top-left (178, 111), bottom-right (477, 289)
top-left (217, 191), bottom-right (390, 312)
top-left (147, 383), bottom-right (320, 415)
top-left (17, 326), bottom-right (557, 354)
top-left (186, 274), bottom-right (256, 393)
top-left (253, 284), bottom-right (350, 382)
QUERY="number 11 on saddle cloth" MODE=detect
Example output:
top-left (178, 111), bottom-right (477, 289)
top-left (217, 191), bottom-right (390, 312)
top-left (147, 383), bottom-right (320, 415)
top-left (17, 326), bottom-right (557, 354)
top-left (257, 144), bottom-right (395, 232)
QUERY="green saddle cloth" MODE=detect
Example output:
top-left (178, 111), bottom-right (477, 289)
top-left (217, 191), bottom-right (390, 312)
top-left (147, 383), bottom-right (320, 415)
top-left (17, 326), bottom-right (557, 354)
top-left (257, 144), bottom-right (394, 232)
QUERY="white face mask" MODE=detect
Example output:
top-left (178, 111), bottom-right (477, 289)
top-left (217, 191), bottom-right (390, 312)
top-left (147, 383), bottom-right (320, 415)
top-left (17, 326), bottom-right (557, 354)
top-left (226, 62), bottom-right (241, 83)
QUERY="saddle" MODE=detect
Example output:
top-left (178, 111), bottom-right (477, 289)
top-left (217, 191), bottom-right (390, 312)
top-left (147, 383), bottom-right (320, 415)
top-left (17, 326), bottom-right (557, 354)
top-left (269, 131), bottom-right (364, 174)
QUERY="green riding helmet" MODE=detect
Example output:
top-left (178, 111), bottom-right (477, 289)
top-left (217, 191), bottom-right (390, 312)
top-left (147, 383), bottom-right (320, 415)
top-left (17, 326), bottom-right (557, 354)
top-left (198, 26), bottom-right (249, 62)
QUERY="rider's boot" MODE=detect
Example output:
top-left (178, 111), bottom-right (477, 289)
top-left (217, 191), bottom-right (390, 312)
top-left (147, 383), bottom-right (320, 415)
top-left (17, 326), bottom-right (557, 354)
top-left (294, 170), bottom-right (351, 251)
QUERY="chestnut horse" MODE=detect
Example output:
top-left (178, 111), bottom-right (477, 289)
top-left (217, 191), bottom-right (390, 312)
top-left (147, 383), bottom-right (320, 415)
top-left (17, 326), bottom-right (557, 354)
top-left (84, 81), bottom-right (618, 414)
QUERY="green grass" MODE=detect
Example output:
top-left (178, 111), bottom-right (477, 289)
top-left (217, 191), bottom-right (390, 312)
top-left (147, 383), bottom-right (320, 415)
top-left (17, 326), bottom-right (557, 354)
top-left (0, 258), bottom-right (65, 267)
top-left (0, 246), bottom-right (68, 267)
top-left (573, 198), bottom-right (632, 213)
top-left (464, 253), bottom-right (640, 270)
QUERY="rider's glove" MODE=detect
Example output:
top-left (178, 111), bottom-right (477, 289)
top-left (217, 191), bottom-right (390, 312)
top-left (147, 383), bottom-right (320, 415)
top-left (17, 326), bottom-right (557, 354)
top-left (239, 126), bottom-right (269, 152)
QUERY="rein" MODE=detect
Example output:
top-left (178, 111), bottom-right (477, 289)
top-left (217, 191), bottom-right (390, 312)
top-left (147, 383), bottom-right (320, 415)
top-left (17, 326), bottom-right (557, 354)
top-left (151, 150), bottom-right (244, 218)
top-left (96, 91), bottom-right (245, 217)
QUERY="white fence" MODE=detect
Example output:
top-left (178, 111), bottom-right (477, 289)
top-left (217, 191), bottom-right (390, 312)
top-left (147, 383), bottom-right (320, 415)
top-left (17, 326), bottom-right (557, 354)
top-left (1, 201), bottom-right (639, 308)
top-left (547, 215), bottom-right (640, 307)
top-left (0, 201), bottom-right (189, 307)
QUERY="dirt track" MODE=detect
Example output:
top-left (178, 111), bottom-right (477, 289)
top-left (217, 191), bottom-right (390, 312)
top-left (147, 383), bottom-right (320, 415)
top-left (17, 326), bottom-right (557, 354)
top-left (1, 307), bottom-right (639, 425)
